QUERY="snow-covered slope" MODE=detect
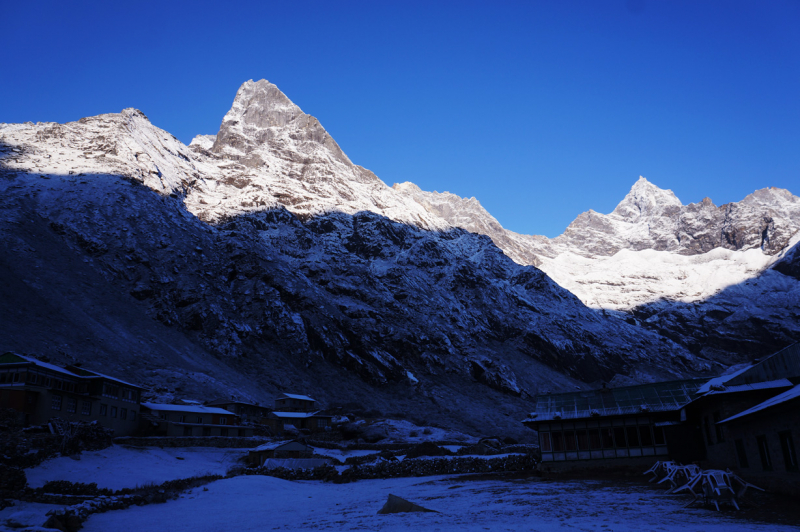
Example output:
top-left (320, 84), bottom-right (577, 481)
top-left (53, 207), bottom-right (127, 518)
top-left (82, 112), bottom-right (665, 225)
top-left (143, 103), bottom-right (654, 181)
top-left (0, 80), bottom-right (713, 437)
top-left (396, 177), bottom-right (800, 360)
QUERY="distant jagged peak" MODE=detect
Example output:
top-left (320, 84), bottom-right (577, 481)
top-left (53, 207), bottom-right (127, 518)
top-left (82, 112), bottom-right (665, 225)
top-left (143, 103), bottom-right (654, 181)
top-left (392, 181), bottom-right (422, 194)
top-left (739, 186), bottom-right (800, 208)
top-left (611, 176), bottom-right (683, 221)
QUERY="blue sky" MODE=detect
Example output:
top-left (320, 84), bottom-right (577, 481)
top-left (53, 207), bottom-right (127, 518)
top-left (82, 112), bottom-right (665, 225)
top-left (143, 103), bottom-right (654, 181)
top-left (2, 1), bottom-right (798, 237)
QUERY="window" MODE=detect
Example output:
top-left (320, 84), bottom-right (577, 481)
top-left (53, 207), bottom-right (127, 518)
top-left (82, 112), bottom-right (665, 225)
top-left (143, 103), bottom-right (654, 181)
top-left (757, 435), bottom-right (772, 471)
top-left (196, 416), bottom-right (203, 424)
top-left (0, 372), bottom-right (6, 384)
top-left (220, 417), bottom-right (227, 425)
top-left (103, 383), bottom-right (119, 398)
top-left (588, 430), bottom-right (602, 449)
top-left (735, 439), bottom-right (749, 468)
top-left (653, 426), bottom-right (666, 445)
top-left (552, 432), bottom-right (564, 452)
top-left (81, 401), bottom-right (91, 415)
top-left (100, 404), bottom-right (108, 416)
top-left (703, 416), bottom-right (713, 445)
top-left (159, 413), bottom-right (168, 420)
top-left (613, 427), bottom-right (627, 448)
top-left (540, 432), bottom-right (552, 452)
top-left (52, 394), bottom-right (62, 411)
top-left (564, 431), bottom-right (577, 451)
top-left (120, 408), bottom-right (127, 420)
top-left (183, 426), bottom-right (193, 436)
top-left (576, 430), bottom-right (589, 450)
top-left (713, 411), bottom-right (724, 443)
top-left (238, 429), bottom-right (246, 437)
top-left (626, 426), bottom-right (640, 447)
top-left (317, 418), bottom-right (329, 428)
top-left (601, 428), bottom-right (614, 448)
top-left (130, 411), bottom-right (136, 422)
top-left (66, 397), bottom-right (76, 413)
top-left (221, 428), bottom-right (229, 437)
top-left (639, 426), bottom-right (653, 446)
top-left (179, 415), bottom-right (186, 423)
top-left (203, 427), bottom-right (211, 437)
top-left (779, 432), bottom-right (798, 472)
top-left (12, 372), bottom-right (20, 383)
top-left (110, 406), bottom-right (118, 418)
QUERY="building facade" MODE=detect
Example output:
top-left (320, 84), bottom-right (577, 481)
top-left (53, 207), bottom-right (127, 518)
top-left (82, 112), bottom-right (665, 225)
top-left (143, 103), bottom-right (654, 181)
top-left (140, 403), bottom-right (254, 437)
top-left (205, 399), bottom-right (271, 423)
top-left (523, 379), bottom-right (707, 472)
top-left (0, 353), bottom-right (143, 436)
top-left (683, 342), bottom-right (800, 496)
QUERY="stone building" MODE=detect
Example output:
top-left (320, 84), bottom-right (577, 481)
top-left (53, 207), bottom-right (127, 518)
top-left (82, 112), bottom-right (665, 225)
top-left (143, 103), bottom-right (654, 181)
top-left (0, 353), bottom-right (143, 436)
top-left (140, 403), bottom-right (254, 437)
top-left (683, 342), bottom-right (800, 496)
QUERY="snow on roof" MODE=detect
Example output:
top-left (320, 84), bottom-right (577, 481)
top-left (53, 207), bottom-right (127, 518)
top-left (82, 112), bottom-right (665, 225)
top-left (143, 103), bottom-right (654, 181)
top-left (70, 367), bottom-right (144, 389)
top-left (279, 393), bottom-right (316, 402)
top-left (206, 399), bottom-right (264, 407)
top-left (1, 353), bottom-right (144, 388)
top-left (141, 403), bottom-right (234, 415)
top-left (703, 379), bottom-right (793, 395)
top-left (696, 365), bottom-right (752, 394)
top-left (5, 353), bottom-right (82, 378)
top-left (251, 440), bottom-right (309, 452)
top-left (719, 384), bottom-right (800, 424)
top-left (531, 378), bottom-right (706, 422)
top-left (270, 411), bottom-right (330, 419)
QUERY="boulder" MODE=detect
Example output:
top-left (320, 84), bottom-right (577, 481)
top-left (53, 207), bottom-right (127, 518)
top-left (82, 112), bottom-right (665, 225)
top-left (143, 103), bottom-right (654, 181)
top-left (377, 494), bottom-right (437, 514)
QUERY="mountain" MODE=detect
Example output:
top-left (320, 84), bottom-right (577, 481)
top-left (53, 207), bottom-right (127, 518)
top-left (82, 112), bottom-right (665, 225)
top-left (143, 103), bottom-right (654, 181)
top-left (0, 80), bottom-right (708, 438)
top-left (397, 177), bottom-right (800, 363)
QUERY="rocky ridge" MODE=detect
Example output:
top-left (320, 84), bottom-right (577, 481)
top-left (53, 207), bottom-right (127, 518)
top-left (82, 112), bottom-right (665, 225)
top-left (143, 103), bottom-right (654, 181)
top-left (0, 80), bottom-right (711, 436)
top-left (396, 177), bottom-right (800, 362)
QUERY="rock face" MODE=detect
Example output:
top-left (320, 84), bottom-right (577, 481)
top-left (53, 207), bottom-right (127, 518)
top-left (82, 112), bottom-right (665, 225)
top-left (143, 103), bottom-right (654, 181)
top-left (396, 177), bottom-right (800, 362)
top-left (0, 80), bottom-right (712, 437)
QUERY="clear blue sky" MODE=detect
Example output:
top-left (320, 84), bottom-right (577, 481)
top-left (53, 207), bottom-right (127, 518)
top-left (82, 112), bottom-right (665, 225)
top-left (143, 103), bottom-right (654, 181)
top-left (2, 1), bottom-right (798, 237)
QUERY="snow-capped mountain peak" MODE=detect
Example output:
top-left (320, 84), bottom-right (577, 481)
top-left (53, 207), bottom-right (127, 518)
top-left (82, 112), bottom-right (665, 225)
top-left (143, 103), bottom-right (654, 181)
top-left (611, 176), bottom-right (683, 222)
top-left (212, 79), bottom-right (351, 166)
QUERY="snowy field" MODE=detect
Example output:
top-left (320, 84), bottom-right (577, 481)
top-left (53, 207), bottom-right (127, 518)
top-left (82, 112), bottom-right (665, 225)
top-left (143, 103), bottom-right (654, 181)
top-left (24, 445), bottom-right (247, 490)
top-left (71, 475), bottom-right (796, 532)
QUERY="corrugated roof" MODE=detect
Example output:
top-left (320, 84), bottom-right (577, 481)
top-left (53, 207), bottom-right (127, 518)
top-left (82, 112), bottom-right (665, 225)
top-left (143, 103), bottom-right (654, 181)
top-left (530, 378), bottom-right (707, 422)
top-left (271, 411), bottom-right (331, 418)
top-left (252, 440), bottom-right (309, 452)
top-left (1, 354), bottom-right (144, 389)
top-left (696, 365), bottom-right (752, 394)
top-left (725, 342), bottom-right (800, 387)
top-left (703, 379), bottom-right (793, 396)
top-left (280, 393), bottom-right (316, 402)
top-left (720, 384), bottom-right (800, 424)
top-left (69, 367), bottom-right (144, 389)
top-left (141, 403), bottom-right (234, 415)
top-left (3, 353), bottom-right (81, 378)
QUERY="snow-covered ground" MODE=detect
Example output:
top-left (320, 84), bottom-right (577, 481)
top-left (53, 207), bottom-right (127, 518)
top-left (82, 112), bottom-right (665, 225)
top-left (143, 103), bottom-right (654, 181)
top-left (72, 475), bottom-right (795, 532)
top-left (24, 445), bottom-right (247, 490)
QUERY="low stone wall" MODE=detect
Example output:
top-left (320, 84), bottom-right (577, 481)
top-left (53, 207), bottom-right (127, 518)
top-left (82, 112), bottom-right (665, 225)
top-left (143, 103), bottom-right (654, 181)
top-left (307, 440), bottom-right (468, 451)
top-left (25, 475), bottom-right (225, 532)
top-left (114, 436), bottom-right (269, 448)
top-left (246, 454), bottom-right (538, 483)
